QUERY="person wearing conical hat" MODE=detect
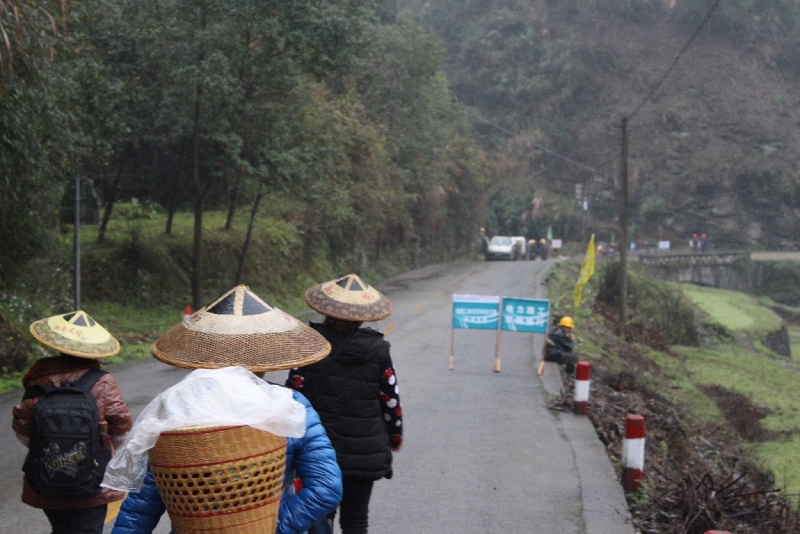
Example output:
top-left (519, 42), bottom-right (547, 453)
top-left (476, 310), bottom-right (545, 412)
top-left (110, 285), bottom-right (343, 534)
top-left (287, 274), bottom-right (403, 534)
top-left (12, 311), bottom-right (132, 534)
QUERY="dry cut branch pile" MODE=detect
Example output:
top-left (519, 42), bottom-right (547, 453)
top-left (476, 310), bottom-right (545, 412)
top-left (551, 316), bottom-right (800, 534)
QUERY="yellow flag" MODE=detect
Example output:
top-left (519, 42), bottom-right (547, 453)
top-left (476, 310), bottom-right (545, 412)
top-left (574, 234), bottom-right (596, 306)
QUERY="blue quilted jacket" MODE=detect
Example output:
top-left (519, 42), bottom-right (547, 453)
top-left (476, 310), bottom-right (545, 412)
top-left (111, 390), bottom-right (343, 534)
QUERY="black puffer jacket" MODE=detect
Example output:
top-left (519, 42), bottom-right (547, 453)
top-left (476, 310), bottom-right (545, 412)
top-left (545, 325), bottom-right (575, 360)
top-left (296, 323), bottom-right (393, 481)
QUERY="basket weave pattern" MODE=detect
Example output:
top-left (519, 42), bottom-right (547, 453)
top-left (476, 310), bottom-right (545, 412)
top-left (152, 327), bottom-right (330, 372)
top-left (305, 290), bottom-right (393, 322)
top-left (149, 426), bottom-right (287, 534)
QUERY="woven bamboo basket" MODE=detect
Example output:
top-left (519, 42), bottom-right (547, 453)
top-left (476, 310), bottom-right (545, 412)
top-left (149, 425), bottom-right (287, 534)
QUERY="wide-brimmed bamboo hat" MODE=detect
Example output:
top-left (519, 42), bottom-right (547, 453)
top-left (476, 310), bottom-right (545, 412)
top-left (304, 274), bottom-right (393, 322)
top-left (152, 285), bottom-right (331, 372)
top-left (30, 311), bottom-right (120, 359)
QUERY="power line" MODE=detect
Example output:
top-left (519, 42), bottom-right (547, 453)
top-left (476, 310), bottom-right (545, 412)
top-left (628, 0), bottom-right (724, 121)
top-left (469, 112), bottom-right (596, 173)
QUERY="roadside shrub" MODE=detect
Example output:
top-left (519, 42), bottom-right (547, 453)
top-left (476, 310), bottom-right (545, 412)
top-left (0, 309), bottom-right (33, 372)
top-left (82, 230), bottom-right (189, 304)
top-left (112, 198), bottom-right (161, 221)
top-left (755, 261), bottom-right (800, 307)
top-left (597, 261), bottom-right (698, 345)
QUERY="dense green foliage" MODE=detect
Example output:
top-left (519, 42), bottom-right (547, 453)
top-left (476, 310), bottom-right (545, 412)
top-left (0, 1), bottom-right (78, 282)
top-left (0, 0), bottom-right (489, 300)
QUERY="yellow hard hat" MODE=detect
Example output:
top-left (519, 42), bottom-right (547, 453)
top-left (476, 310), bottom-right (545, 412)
top-left (558, 316), bottom-right (574, 329)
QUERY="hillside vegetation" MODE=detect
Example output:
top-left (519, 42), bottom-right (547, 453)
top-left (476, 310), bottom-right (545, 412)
top-left (0, 0), bottom-right (495, 375)
top-left (0, 199), bottom-right (464, 384)
top-left (404, 0), bottom-right (800, 249)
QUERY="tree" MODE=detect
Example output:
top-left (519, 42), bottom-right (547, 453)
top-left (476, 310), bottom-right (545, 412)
top-left (0, 0), bottom-right (76, 284)
top-left (353, 16), bottom-right (488, 261)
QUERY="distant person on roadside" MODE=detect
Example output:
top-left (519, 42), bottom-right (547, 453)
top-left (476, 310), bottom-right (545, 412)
top-left (690, 233), bottom-right (699, 252)
top-left (287, 274), bottom-right (403, 534)
top-left (543, 315), bottom-right (578, 375)
top-left (700, 232), bottom-right (708, 252)
top-left (478, 227), bottom-right (489, 256)
top-left (12, 311), bottom-right (132, 534)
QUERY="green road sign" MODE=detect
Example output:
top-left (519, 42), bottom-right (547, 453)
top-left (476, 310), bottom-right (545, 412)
top-left (501, 297), bottom-right (550, 333)
top-left (452, 294), bottom-right (500, 330)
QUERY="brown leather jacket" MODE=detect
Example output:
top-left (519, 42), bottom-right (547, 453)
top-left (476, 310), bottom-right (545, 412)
top-left (12, 354), bottom-right (133, 510)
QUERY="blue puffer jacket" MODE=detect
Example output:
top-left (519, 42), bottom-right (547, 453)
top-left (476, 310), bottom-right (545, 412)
top-left (111, 390), bottom-right (343, 534)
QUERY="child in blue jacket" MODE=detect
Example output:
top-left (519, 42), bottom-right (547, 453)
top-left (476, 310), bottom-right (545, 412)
top-left (111, 390), bottom-right (341, 534)
top-left (109, 285), bottom-right (343, 534)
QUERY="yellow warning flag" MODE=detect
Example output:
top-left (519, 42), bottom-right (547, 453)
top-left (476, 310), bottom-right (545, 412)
top-left (574, 234), bottom-right (596, 307)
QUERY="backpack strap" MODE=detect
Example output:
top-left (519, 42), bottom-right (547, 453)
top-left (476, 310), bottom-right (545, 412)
top-left (21, 368), bottom-right (108, 401)
top-left (71, 368), bottom-right (108, 393)
top-left (22, 384), bottom-right (48, 401)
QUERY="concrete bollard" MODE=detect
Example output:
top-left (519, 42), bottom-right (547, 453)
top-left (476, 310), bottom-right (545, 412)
top-left (622, 414), bottom-right (646, 493)
top-left (573, 361), bottom-right (591, 415)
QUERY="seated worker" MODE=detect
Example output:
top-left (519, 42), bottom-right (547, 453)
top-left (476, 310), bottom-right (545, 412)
top-left (109, 285), bottom-right (343, 534)
top-left (543, 316), bottom-right (578, 374)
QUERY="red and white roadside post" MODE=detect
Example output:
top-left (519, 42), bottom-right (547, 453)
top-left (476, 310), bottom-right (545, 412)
top-left (622, 414), bottom-right (646, 493)
top-left (183, 304), bottom-right (192, 321)
top-left (573, 361), bottom-right (591, 415)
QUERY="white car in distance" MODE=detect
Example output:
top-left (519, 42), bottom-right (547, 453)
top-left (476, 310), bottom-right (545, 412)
top-left (485, 235), bottom-right (523, 260)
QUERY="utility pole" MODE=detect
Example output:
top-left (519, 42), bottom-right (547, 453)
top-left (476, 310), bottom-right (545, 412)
top-left (619, 118), bottom-right (629, 325)
top-left (582, 173), bottom-right (589, 243)
top-left (74, 175), bottom-right (82, 310)
top-left (575, 181), bottom-right (587, 242)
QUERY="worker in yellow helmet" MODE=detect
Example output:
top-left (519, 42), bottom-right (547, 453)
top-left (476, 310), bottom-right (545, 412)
top-left (542, 315), bottom-right (577, 374)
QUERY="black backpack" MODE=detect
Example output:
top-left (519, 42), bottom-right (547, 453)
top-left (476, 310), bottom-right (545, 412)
top-left (22, 368), bottom-right (112, 498)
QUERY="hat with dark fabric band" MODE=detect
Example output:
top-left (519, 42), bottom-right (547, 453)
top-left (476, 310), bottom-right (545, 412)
top-left (152, 285), bottom-right (330, 372)
top-left (304, 274), bottom-right (393, 322)
top-left (30, 311), bottom-right (120, 359)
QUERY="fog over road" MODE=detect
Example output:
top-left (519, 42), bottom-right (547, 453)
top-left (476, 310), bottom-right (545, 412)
top-left (1, 260), bottom-right (633, 533)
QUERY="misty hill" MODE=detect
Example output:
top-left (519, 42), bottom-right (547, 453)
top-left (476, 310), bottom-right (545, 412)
top-left (403, 0), bottom-right (800, 249)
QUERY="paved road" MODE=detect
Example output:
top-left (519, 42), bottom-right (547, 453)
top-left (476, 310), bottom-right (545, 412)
top-left (1, 260), bottom-right (634, 533)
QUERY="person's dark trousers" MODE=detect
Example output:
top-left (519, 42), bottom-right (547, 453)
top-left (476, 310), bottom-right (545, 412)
top-left (309, 478), bottom-right (375, 534)
top-left (338, 478), bottom-right (374, 534)
top-left (44, 503), bottom-right (108, 534)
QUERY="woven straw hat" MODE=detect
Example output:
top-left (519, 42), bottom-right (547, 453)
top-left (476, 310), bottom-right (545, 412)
top-left (304, 274), bottom-right (393, 322)
top-left (152, 285), bottom-right (331, 372)
top-left (30, 311), bottom-right (120, 359)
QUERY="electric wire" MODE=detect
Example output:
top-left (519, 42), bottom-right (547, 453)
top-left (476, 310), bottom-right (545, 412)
top-left (468, 111), bottom-right (596, 173)
top-left (628, 0), bottom-right (724, 121)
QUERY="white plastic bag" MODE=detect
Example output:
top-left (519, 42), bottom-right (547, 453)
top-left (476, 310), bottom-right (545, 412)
top-left (102, 366), bottom-right (305, 492)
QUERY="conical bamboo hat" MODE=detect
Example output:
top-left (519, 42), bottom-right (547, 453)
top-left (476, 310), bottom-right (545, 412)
top-left (30, 311), bottom-right (120, 359)
top-left (304, 274), bottom-right (393, 322)
top-left (152, 285), bottom-right (330, 372)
